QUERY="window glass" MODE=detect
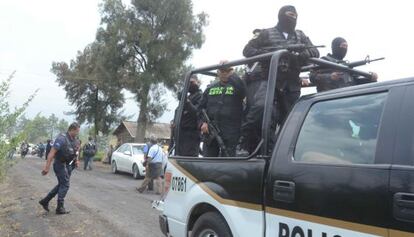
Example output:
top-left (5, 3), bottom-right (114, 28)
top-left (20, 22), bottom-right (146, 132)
top-left (117, 144), bottom-right (128, 153)
top-left (294, 93), bottom-right (387, 165)
top-left (132, 145), bottom-right (145, 155)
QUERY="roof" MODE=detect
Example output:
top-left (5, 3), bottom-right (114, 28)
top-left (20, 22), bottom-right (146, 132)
top-left (113, 121), bottom-right (171, 140)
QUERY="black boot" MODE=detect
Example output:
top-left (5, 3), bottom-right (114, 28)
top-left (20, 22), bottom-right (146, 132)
top-left (39, 197), bottom-right (51, 212)
top-left (56, 201), bottom-right (70, 215)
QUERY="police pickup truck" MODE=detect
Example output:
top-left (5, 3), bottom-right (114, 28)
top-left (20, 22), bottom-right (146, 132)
top-left (157, 50), bottom-right (414, 237)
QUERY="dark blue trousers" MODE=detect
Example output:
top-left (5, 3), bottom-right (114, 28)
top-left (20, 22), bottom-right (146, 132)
top-left (46, 161), bottom-right (72, 203)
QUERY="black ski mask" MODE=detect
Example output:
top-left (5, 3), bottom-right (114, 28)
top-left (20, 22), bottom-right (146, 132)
top-left (277, 5), bottom-right (297, 34)
top-left (331, 37), bottom-right (347, 60)
top-left (188, 83), bottom-right (199, 94)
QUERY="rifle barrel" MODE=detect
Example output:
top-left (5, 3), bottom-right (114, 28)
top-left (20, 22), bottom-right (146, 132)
top-left (308, 58), bottom-right (373, 79)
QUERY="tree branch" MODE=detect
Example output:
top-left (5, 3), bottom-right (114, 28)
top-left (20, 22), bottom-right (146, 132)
top-left (133, 45), bottom-right (147, 70)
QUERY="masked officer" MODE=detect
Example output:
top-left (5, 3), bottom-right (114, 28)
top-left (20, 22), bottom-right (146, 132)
top-left (199, 60), bottom-right (246, 157)
top-left (39, 122), bottom-right (80, 214)
top-left (175, 75), bottom-right (203, 156)
top-left (240, 5), bottom-right (319, 154)
top-left (310, 37), bottom-right (378, 92)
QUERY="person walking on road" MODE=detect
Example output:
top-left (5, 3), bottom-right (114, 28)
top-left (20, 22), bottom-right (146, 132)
top-left (39, 122), bottom-right (81, 215)
top-left (83, 137), bottom-right (97, 170)
top-left (137, 136), bottom-right (164, 194)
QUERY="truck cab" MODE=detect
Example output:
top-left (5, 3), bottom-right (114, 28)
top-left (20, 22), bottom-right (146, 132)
top-left (158, 50), bottom-right (414, 237)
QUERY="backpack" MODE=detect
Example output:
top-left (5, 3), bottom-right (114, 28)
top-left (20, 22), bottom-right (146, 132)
top-left (83, 143), bottom-right (96, 157)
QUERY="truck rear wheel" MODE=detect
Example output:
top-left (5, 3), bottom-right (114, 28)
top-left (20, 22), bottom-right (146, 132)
top-left (191, 212), bottom-right (232, 237)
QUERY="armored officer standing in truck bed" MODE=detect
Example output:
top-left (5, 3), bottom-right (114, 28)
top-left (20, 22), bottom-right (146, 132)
top-left (310, 37), bottom-right (378, 92)
top-left (240, 5), bottom-right (319, 153)
top-left (176, 75), bottom-right (203, 156)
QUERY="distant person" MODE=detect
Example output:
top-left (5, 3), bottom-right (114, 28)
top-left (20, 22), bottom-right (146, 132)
top-left (310, 37), bottom-right (378, 92)
top-left (39, 122), bottom-right (81, 215)
top-left (38, 142), bottom-right (45, 158)
top-left (83, 137), bottom-right (97, 170)
top-left (137, 136), bottom-right (163, 194)
top-left (45, 139), bottom-right (52, 160)
top-left (115, 140), bottom-right (122, 150)
top-left (20, 141), bottom-right (29, 158)
top-left (105, 145), bottom-right (114, 164)
top-left (142, 140), bottom-right (155, 191)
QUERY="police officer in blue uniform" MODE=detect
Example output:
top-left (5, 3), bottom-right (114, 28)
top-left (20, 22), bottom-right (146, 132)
top-left (39, 122), bottom-right (80, 214)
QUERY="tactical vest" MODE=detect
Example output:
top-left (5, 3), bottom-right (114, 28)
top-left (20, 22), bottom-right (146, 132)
top-left (56, 133), bottom-right (77, 163)
top-left (265, 27), bottom-right (305, 48)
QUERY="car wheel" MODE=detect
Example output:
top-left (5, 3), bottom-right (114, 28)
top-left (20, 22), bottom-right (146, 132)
top-left (191, 212), bottom-right (232, 237)
top-left (132, 164), bottom-right (141, 179)
top-left (112, 161), bottom-right (118, 174)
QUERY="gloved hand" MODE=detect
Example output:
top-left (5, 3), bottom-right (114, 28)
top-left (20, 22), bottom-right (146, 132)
top-left (235, 136), bottom-right (249, 157)
top-left (298, 50), bottom-right (311, 61)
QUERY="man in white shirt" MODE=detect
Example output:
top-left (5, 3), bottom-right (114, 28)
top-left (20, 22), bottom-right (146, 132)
top-left (137, 136), bottom-right (163, 194)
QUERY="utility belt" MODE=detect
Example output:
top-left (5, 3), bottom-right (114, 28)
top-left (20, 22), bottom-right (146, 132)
top-left (56, 154), bottom-right (76, 164)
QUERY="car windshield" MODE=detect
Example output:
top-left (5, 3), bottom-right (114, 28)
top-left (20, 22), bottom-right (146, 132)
top-left (132, 145), bottom-right (144, 155)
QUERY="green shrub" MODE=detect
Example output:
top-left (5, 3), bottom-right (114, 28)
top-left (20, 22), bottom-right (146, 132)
top-left (0, 73), bottom-right (36, 181)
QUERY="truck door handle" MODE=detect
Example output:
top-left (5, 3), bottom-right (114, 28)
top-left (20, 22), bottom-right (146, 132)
top-left (273, 180), bottom-right (295, 203)
top-left (393, 192), bottom-right (414, 223)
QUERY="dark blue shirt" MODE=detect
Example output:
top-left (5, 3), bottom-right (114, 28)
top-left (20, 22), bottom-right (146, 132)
top-left (53, 133), bottom-right (78, 163)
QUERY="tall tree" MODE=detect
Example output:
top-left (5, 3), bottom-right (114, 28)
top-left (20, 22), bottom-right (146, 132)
top-left (98, 0), bottom-right (208, 142)
top-left (51, 42), bottom-right (125, 139)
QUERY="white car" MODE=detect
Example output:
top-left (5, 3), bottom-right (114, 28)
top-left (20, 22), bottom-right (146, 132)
top-left (111, 143), bottom-right (146, 179)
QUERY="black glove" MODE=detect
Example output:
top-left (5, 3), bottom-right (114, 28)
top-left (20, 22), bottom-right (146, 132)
top-left (298, 50), bottom-right (311, 61)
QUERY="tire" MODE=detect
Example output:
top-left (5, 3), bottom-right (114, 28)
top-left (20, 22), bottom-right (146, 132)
top-left (191, 212), bottom-right (232, 237)
top-left (132, 164), bottom-right (141, 179)
top-left (111, 161), bottom-right (118, 174)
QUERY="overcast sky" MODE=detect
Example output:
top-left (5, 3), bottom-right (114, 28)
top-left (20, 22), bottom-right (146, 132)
top-left (1, 0), bottom-right (413, 125)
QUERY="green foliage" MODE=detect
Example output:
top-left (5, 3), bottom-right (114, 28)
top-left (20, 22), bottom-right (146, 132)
top-left (0, 73), bottom-right (36, 181)
top-left (16, 114), bottom-right (70, 143)
top-left (97, 0), bottom-right (208, 141)
top-left (51, 41), bottom-right (125, 138)
top-left (93, 151), bottom-right (105, 161)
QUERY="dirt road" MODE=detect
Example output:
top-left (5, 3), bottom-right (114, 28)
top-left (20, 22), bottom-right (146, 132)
top-left (0, 156), bottom-right (164, 237)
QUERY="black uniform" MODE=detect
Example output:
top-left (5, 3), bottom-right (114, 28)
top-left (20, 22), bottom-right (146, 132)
top-left (199, 74), bottom-right (246, 157)
top-left (241, 5), bottom-right (319, 153)
top-left (176, 89), bottom-right (203, 156)
top-left (310, 37), bottom-right (374, 92)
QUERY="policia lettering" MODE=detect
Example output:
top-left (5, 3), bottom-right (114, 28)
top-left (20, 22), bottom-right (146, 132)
top-left (208, 86), bottom-right (235, 96)
top-left (279, 223), bottom-right (341, 237)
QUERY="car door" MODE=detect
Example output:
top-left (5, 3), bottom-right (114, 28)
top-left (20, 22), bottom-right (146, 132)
top-left (389, 84), bottom-right (414, 236)
top-left (265, 86), bottom-right (403, 237)
top-left (115, 144), bottom-right (128, 171)
top-left (125, 145), bottom-right (134, 173)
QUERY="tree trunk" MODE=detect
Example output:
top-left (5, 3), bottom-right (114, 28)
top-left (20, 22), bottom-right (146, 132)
top-left (135, 85), bottom-right (150, 142)
top-left (94, 87), bottom-right (99, 141)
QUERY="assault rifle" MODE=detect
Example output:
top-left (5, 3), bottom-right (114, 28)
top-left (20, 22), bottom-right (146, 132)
top-left (302, 55), bottom-right (385, 72)
top-left (201, 109), bottom-right (230, 157)
top-left (262, 44), bottom-right (325, 53)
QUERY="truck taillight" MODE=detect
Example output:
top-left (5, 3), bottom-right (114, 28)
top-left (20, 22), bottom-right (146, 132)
top-left (163, 171), bottom-right (172, 200)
